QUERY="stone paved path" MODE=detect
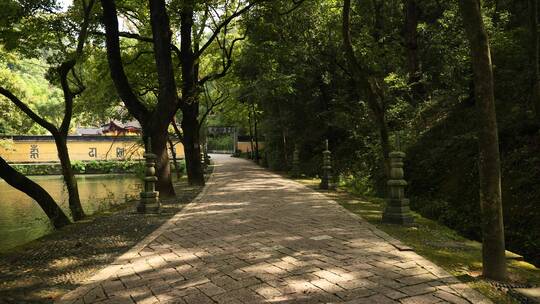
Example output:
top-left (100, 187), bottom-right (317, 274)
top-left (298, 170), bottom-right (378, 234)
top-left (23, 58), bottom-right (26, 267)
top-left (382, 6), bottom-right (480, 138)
top-left (58, 155), bottom-right (492, 304)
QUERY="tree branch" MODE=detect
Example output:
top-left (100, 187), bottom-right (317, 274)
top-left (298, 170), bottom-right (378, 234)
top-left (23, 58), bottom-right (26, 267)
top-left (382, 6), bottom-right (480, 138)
top-left (149, 0), bottom-right (180, 132)
top-left (59, 0), bottom-right (95, 134)
top-left (91, 30), bottom-right (182, 62)
top-left (198, 84), bottom-right (228, 132)
top-left (279, 0), bottom-right (307, 15)
top-left (0, 87), bottom-right (59, 135)
top-left (195, 1), bottom-right (259, 59)
top-left (100, 0), bottom-right (149, 123)
top-left (171, 117), bottom-right (184, 143)
top-left (199, 35), bottom-right (246, 86)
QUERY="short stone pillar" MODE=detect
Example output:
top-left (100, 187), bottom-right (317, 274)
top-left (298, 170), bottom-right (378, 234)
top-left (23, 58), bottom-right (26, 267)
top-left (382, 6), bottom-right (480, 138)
top-left (137, 138), bottom-right (160, 213)
top-left (203, 143), bottom-right (210, 165)
top-left (200, 150), bottom-right (207, 170)
top-left (290, 145), bottom-right (301, 178)
top-left (320, 139), bottom-right (335, 190)
top-left (382, 151), bottom-right (414, 225)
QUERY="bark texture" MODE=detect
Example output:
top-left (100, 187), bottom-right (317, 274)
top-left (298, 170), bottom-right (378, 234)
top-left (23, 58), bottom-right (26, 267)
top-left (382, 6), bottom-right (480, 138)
top-left (180, 1), bottom-right (205, 186)
top-left (0, 157), bottom-right (71, 228)
top-left (148, 0), bottom-right (181, 196)
top-left (459, 0), bottom-right (507, 281)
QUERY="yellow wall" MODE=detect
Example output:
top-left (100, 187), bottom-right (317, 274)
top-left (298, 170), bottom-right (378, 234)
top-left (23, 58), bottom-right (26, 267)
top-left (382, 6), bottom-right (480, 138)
top-left (236, 141), bottom-right (265, 153)
top-left (0, 137), bottom-right (185, 163)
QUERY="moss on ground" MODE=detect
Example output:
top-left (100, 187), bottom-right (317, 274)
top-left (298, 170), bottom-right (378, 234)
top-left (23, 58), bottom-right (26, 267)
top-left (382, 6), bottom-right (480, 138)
top-left (296, 177), bottom-right (540, 304)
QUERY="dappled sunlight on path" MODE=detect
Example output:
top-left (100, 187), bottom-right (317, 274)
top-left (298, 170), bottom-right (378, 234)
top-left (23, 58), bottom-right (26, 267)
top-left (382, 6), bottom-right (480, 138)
top-left (56, 155), bottom-right (491, 304)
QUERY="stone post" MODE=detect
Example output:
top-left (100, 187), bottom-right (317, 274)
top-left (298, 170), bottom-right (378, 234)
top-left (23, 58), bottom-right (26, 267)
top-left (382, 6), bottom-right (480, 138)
top-left (290, 144), bottom-right (301, 178)
top-left (137, 138), bottom-right (160, 213)
top-left (320, 139), bottom-right (335, 190)
top-left (200, 150), bottom-right (207, 170)
top-left (382, 151), bottom-right (414, 225)
top-left (204, 143), bottom-right (210, 165)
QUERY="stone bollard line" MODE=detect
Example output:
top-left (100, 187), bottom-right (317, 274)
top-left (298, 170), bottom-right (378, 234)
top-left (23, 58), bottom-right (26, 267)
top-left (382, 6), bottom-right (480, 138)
top-left (137, 137), bottom-right (160, 213)
top-left (382, 151), bottom-right (414, 225)
top-left (320, 139), bottom-right (335, 190)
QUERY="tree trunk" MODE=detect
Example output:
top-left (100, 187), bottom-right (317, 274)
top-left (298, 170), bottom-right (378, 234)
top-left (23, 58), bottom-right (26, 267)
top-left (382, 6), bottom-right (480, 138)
top-left (364, 89), bottom-right (391, 176)
top-left (248, 110), bottom-right (255, 159)
top-left (180, 0), bottom-right (205, 185)
top-left (529, 0), bottom-right (540, 120)
top-left (342, 0), bottom-right (391, 178)
top-left (101, 0), bottom-right (178, 198)
top-left (53, 134), bottom-right (85, 221)
top-left (373, 103), bottom-right (391, 175)
top-left (181, 103), bottom-right (205, 185)
top-left (459, 0), bottom-right (507, 281)
top-left (148, 0), bottom-right (180, 198)
top-left (252, 103), bottom-right (260, 163)
top-left (404, 0), bottom-right (425, 103)
top-left (148, 130), bottom-right (176, 197)
top-left (0, 157), bottom-right (71, 228)
top-left (168, 138), bottom-right (182, 179)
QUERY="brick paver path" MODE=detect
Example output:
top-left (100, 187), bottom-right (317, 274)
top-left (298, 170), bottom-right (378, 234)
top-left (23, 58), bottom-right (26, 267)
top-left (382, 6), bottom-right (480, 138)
top-left (58, 155), bottom-right (491, 304)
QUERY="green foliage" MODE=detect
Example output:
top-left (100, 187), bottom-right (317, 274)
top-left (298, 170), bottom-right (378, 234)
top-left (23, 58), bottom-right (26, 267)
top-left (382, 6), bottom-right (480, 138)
top-left (10, 160), bottom-right (148, 176)
top-left (0, 48), bottom-right (64, 134)
top-left (207, 134), bottom-right (234, 152)
top-left (11, 163), bottom-right (62, 175)
top-left (75, 160), bottom-right (144, 174)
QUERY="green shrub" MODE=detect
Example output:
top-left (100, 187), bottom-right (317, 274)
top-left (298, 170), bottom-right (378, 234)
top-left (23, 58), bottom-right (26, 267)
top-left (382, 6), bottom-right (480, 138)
top-left (71, 161), bottom-right (86, 173)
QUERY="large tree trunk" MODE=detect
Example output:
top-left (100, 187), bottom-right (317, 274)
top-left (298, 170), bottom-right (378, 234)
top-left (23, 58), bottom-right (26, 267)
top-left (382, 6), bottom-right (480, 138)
top-left (149, 130), bottom-right (176, 197)
top-left (168, 138), bottom-right (182, 179)
top-left (101, 0), bottom-right (178, 198)
top-left (459, 0), bottom-right (507, 281)
top-left (404, 0), bottom-right (425, 103)
top-left (180, 0), bottom-right (205, 185)
top-left (181, 103), bottom-right (205, 185)
top-left (529, 0), bottom-right (540, 120)
top-left (148, 0), bottom-right (181, 198)
top-left (372, 102), bottom-right (391, 175)
top-left (53, 134), bottom-right (85, 221)
top-left (0, 157), bottom-right (71, 228)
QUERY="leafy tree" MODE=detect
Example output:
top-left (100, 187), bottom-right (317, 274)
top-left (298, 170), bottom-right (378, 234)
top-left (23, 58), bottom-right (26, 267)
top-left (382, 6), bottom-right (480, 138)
top-left (0, 0), bottom-right (98, 220)
top-left (99, 0), bottom-right (259, 190)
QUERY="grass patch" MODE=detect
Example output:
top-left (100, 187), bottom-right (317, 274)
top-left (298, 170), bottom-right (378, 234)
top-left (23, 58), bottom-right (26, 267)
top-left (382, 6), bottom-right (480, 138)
top-left (295, 177), bottom-right (540, 304)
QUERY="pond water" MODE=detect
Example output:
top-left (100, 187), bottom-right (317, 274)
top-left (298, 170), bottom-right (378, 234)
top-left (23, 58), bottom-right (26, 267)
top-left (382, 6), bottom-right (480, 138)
top-left (0, 174), bottom-right (142, 253)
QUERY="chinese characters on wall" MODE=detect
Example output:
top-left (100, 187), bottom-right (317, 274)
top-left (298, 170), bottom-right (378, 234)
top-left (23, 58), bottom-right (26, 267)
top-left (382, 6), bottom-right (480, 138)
top-left (116, 147), bottom-right (125, 158)
top-left (88, 147), bottom-right (97, 158)
top-left (29, 145), bottom-right (39, 159)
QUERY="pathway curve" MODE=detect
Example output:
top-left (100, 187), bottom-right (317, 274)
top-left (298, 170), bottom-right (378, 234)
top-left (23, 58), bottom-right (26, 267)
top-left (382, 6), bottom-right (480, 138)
top-left (58, 155), bottom-right (491, 304)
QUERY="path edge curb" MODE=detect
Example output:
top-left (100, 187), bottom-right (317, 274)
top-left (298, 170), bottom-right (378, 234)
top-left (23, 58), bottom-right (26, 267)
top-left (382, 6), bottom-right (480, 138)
top-left (55, 165), bottom-right (217, 304)
top-left (271, 168), bottom-right (493, 304)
